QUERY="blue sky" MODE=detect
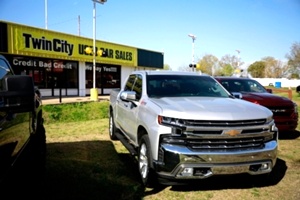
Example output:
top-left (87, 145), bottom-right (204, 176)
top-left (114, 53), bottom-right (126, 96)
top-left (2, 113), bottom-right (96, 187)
top-left (1, 0), bottom-right (300, 70)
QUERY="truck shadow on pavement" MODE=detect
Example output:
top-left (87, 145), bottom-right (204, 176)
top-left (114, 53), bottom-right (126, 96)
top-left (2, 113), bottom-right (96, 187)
top-left (1, 140), bottom-right (144, 200)
top-left (144, 158), bottom-right (287, 195)
top-left (278, 130), bottom-right (300, 140)
top-left (2, 140), bottom-right (288, 200)
top-left (43, 141), bottom-right (145, 200)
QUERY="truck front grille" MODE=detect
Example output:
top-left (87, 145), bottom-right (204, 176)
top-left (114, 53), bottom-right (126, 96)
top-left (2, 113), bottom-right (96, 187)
top-left (161, 136), bottom-right (265, 152)
top-left (182, 119), bottom-right (266, 127)
top-left (268, 105), bottom-right (295, 117)
top-left (160, 118), bottom-right (275, 152)
top-left (191, 128), bottom-right (269, 135)
top-left (188, 137), bottom-right (264, 151)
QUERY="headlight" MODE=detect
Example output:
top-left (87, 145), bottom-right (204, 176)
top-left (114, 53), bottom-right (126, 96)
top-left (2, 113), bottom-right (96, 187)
top-left (157, 115), bottom-right (185, 130)
top-left (158, 115), bottom-right (178, 125)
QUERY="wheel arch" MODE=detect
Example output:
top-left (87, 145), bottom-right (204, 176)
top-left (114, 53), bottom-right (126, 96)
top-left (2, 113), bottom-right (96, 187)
top-left (137, 126), bottom-right (156, 169)
top-left (137, 125), bottom-right (147, 143)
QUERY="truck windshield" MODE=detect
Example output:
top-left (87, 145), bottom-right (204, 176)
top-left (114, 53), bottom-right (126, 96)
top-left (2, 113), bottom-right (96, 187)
top-left (219, 79), bottom-right (268, 93)
top-left (147, 75), bottom-right (230, 98)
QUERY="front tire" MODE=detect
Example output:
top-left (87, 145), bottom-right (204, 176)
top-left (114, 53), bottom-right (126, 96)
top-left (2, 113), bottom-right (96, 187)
top-left (138, 134), bottom-right (157, 187)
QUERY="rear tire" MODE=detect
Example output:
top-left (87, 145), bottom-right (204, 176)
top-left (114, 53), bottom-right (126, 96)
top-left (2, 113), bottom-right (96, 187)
top-left (109, 111), bottom-right (118, 140)
top-left (138, 134), bottom-right (157, 187)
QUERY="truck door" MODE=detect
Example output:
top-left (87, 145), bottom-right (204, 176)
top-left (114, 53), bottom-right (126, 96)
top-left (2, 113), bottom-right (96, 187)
top-left (117, 74), bottom-right (141, 141)
top-left (0, 55), bottom-right (32, 181)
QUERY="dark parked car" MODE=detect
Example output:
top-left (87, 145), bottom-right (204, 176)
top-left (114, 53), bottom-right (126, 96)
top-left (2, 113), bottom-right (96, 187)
top-left (215, 76), bottom-right (298, 133)
top-left (0, 54), bottom-right (45, 188)
top-left (296, 85), bottom-right (300, 94)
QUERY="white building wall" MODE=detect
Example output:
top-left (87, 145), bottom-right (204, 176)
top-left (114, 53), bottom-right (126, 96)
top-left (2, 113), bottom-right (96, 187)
top-left (254, 78), bottom-right (300, 88)
top-left (79, 62), bottom-right (86, 97)
top-left (118, 66), bottom-right (158, 89)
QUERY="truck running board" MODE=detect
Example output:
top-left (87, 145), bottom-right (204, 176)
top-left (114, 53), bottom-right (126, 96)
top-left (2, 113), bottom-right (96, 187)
top-left (115, 132), bottom-right (138, 156)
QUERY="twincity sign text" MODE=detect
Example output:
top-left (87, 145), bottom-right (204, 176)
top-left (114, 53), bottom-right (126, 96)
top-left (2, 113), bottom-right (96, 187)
top-left (22, 33), bottom-right (133, 61)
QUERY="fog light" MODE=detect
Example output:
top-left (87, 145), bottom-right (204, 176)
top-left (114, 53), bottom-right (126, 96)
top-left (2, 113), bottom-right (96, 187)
top-left (180, 168), bottom-right (193, 176)
top-left (261, 163), bottom-right (269, 170)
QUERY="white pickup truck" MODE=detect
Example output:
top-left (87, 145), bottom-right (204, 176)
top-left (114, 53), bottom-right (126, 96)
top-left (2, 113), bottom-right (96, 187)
top-left (109, 70), bottom-right (278, 187)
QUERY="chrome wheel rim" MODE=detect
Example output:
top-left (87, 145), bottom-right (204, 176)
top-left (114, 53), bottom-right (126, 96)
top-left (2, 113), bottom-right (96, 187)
top-left (139, 143), bottom-right (148, 179)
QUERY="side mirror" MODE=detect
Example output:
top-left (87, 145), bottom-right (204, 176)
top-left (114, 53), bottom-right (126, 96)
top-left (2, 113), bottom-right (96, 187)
top-left (266, 88), bottom-right (272, 93)
top-left (0, 75), bottom-right (35, 112)
top-left (120, 91), bottom-right (136, 101)
top-left (231, 92), bottom-right (243, 99)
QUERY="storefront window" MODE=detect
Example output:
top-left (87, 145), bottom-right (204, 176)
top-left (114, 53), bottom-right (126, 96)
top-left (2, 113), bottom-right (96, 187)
top-left (10, 56), bottom-right (78, 89)
top-left (85, 63), bottom-right (120, 89)
top-left (51, 60), bottom-right (78, 88)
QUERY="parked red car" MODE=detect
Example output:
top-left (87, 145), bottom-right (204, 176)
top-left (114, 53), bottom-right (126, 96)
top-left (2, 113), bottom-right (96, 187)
top-left (215, 76), bottom-right (298, 133)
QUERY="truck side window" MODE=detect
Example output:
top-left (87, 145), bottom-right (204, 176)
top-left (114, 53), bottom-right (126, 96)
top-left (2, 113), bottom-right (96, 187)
top-left (124, 74), bottom-right (142, 100)
top-left (132, 75), bottom-right (142, 100)
top-left (124, 75), bottom-right (136, 91)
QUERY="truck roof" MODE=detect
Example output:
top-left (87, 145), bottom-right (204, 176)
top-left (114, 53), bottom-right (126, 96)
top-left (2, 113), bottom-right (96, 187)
top-left (132, 70), bottom-right (208, 76)
top-left (214, 76), bottom-right (252, 80)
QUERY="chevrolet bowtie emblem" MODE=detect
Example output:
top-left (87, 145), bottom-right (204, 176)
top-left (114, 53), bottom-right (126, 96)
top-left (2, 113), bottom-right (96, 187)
top-left (224, 129), bottom-right (241, 136)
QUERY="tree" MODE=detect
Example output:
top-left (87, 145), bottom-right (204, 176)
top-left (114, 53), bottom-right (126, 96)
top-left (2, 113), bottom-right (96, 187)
top-left (247, 61), bottom-right (265, 78)
top-left (163, 64), bottom-right (172, 70)
top-left (218, 54), bottom-right (244, 76)
top-left (286, 42), bottom-right (300, 75)
top-left (261, 56), bottom-right (285, 78)
top-left (218, 64), bottom-right (234, 76)
top-left (197, 54), bottom-right (219, 75)
top-left (219, 54), bottom-right (244, 70)
top-left (291, 73), bottom-right (299, 79)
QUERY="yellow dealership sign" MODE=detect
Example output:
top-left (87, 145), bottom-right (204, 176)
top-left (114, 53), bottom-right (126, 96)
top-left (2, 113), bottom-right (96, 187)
top-left (7, 22), bottom-right (137, 66)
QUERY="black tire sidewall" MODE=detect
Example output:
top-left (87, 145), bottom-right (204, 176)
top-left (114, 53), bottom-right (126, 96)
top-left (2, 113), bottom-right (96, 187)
top-left (109, 111), bottom-right (118, 140)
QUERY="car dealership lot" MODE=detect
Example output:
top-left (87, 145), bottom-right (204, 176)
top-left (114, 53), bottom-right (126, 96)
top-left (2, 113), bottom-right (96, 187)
top-left (45, 121), bottom-right (300, 200)
top-left (2, 97), bottom-right (300, 200)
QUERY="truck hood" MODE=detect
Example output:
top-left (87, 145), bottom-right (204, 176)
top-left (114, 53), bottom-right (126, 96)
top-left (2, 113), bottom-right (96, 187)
top-left (241, 92), bottom-right (293, 106)
top-left (149, 97), bottom-right (272, 120)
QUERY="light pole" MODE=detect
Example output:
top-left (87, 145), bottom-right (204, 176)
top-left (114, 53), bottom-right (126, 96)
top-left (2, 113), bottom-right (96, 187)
top-left (188, 34), bottom-right (196, 72)
top-left (90, 0), bottom-right (107, 101)
top-left (45, 0), bottom-right (48, 29)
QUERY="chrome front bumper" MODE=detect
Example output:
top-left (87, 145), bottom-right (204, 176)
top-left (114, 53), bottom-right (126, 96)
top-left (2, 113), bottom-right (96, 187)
top-left (155, 140), bottom-right (278, 179)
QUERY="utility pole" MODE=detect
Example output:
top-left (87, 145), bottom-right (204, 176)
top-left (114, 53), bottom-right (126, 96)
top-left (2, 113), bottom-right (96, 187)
top-left (78, 15), bottom-right (81, 36)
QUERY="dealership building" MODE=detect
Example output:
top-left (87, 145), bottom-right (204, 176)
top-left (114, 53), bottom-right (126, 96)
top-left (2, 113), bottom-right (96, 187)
top-left (0, 21), bottom-right (163, 97)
